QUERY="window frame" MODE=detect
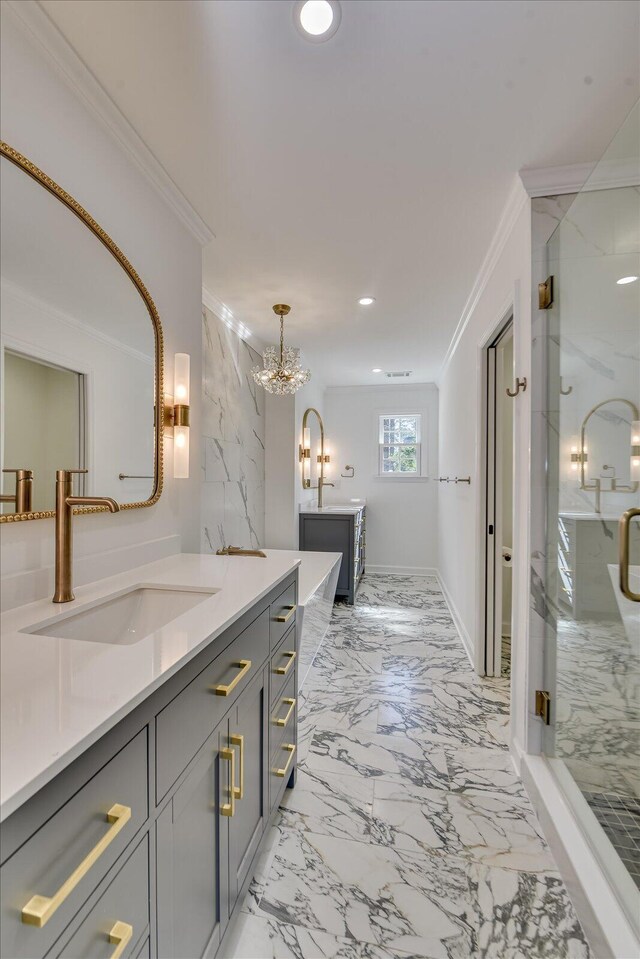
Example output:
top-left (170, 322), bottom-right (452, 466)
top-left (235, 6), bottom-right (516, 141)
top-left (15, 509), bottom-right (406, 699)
top-left (378, 413), bottom-right (422, 477)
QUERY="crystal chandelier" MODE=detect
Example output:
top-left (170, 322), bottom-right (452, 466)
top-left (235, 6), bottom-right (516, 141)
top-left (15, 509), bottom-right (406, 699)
top-left (251, 304), bottom-right (311, 395)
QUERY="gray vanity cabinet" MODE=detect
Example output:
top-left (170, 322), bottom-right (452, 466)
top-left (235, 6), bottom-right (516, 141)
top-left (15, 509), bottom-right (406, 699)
top-left (156, 729), bottom-right (225, 959)
top-left (0, 570), bottom-right (298, 959)
top-left (299, 508), bottom-right (365, 604)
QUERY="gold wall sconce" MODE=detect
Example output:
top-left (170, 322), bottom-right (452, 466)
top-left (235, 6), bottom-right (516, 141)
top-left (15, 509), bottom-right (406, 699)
top-left (632, 420), bottom-right (640, 483)
top-left (165, 353), bottom-right (191, 479)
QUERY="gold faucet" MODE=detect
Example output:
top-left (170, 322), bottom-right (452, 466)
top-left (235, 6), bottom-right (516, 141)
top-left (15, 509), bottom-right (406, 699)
top-left (0, 468), bottom-right (33, 513)
top-left (216, 545), bottom-right (267, 558)
top-left (317, 476), bottom-right (335, 509)
top-left (53, 469), bottom-right (119, 603)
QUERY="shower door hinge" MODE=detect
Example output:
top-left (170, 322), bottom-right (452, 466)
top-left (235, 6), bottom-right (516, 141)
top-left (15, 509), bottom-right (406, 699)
top-left (535, 690), bottom-right (551, 725)
top-left (538, 275), bottom-right (554, 310)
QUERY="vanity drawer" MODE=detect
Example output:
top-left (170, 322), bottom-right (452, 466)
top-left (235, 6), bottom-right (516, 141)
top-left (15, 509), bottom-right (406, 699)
top-left (270, 579), bottom-right (297, 651)
top-left (270, 624), bottom-right (297, 705)
top-left (0, 729), bottom-right (148, 959)
top-left (156, 608), bottom-right (270, 801)
top-left (54, 836), bottom-right (149, 959)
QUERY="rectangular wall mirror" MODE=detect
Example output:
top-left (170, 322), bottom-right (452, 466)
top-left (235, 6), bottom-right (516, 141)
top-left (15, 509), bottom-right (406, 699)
top-left (0, 142), bottom-right (163, 520)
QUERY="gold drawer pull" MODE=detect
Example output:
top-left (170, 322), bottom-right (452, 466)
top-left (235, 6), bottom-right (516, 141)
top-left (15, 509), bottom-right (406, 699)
top-left (21, 803), bottom-right (132, 927)
top-left (273, 697), bottom-right (296, 727)
top-left (274, 651), bottom-right (296, 676)
top-left (108, 920), bottom-right (133, 959)
top-left (220, 747), bottom-right (235, 817)
top-left (213, 659), bottom-right (252, 696)
top-left (274, 744), bottom-right (296, 778)
top-left (230, 733), bottom-right (244, 800)
top-left (274, 603), bottom-right (296, 623)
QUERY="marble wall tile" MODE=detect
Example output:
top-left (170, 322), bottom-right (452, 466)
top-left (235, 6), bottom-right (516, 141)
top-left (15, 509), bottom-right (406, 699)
top-left (201, 307), bottom-right (265, 553)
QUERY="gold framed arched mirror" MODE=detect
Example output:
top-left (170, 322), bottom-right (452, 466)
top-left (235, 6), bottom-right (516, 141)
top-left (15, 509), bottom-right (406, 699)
top-left (578, 397), bottom-right (639, 511)
top-left (0, 142), bottom-right (164, 522)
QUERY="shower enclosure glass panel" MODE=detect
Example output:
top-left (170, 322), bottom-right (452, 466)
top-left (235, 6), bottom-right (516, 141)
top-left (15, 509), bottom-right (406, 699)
top-left (542, 103), bottom-right (639, 915)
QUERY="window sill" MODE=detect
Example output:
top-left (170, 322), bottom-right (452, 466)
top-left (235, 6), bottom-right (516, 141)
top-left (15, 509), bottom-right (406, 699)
top-left (373, 475), bottom-right (430, 483)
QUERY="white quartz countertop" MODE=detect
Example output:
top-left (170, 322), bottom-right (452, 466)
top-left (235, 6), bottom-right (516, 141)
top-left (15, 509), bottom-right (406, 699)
top-left (264, 550), bottom-right (342, 606)
top-left (0, 551), bottom-right (300, 822)
top-left (299, 503), bottom-right (365, 516)
top-left (559, 511), bottom-right (623, 522)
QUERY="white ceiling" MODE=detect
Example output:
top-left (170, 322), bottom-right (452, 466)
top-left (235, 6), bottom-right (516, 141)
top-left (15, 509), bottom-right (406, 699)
top-left (39, 0), bottom-right (639, 386)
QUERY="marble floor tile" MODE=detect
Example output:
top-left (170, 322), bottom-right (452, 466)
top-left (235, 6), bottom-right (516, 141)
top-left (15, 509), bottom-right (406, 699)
top-left (468, 863), bottom-right (591, 958)
top-left (370, 783), bottom-right (553, 872)
top-left (255, 830), bottom-right (476, 957)
top-left (279, 766), bottom-right (375, 843)
top-left (299, 687), bottom-right (380, 733)
top-left (376, 696), bottom-right (508, 750)
top-left (220, 913), bottom-right (431, 959)
top-left (305, 727), bottom-right (450, 791)
top-left (225, 573), bottom-right (592, 959)
top-left (444, 745), bottom-right (525, 796)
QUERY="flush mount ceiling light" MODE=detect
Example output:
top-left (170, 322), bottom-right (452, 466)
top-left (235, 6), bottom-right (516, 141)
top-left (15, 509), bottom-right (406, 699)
top-left (617, 275), bottom-right (639, 285)
top-left (358, 296), bottom-right (375, 306)
top-left (372, 368), bottom-right (382, 373)
top-left (294, 0), bottom-right (341, 42)
top-left (252, 304), bottom-right (311, 395)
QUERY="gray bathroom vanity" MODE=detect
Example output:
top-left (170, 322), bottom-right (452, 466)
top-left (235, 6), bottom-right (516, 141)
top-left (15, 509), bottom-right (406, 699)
top-left (0, 555), bottom-right (299, 959)
top-left (299, 505), bottom-right (365, 605)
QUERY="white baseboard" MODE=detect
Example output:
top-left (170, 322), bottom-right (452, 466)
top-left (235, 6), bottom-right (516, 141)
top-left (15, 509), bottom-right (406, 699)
top-left (435, 569), bottom-right (475, 669)
top-left (366, 565), bottom-right (439, 577)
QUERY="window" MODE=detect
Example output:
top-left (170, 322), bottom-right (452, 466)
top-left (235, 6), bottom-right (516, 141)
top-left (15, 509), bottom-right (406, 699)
top-left (379, 414), bottom-right (421, 475)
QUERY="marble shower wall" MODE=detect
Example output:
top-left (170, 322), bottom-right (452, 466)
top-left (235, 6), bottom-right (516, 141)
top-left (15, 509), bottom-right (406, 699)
top-left (201, 306), bottom-right (265, 552)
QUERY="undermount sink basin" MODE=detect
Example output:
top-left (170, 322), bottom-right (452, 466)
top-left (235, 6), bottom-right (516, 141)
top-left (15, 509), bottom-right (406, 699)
top-left (24, 585), bottom-right (218, 646)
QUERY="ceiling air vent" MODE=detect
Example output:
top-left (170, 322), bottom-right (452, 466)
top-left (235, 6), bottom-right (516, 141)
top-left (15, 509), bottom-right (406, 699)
top-left (384, 371), bottom-right (412, 378)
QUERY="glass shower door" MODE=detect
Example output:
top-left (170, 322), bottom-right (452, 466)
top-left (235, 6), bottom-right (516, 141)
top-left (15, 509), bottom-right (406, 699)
top-left (542, 103), bottom-right (640, 909)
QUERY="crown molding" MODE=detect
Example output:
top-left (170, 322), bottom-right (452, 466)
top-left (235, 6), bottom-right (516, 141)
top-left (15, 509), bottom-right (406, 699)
top-left (519, 157), bottom-right (640, 197)
top-left (438, 177), bottom-right (528, 382)
top-left (5, 0), bottom-right (214, 247)
top-left (202, 286), bottom-right (266, 354)
top-left (1, 278), bottom-right (154, 366)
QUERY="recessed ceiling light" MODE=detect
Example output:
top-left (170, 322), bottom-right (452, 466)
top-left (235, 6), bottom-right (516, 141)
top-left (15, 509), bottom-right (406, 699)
top-left (358, 296), bottom-right (375, 306)
top-left (372, 368), bottom-right (382, 373)
top-left (294, 0), bottom-right (341, 41)
top-left (617, 275), bottom-right (638, 285)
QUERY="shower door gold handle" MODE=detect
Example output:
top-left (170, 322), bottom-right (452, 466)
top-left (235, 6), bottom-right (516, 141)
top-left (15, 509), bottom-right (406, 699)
top-left (619, 508), bottom-right (640, 602)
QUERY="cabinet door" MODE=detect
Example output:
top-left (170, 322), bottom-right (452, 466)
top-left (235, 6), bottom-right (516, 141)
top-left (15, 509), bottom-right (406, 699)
top-left (156, 728), bottom-right (226, 959)
top-left (227, 666), bottom-right (268, 912)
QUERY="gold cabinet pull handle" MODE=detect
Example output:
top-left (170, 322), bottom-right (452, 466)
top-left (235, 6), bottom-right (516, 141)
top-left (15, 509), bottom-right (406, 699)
top-left (274, 604), bottom-right (296, 623)
top-left (230, 734), bottom-right (244, 799)
top-left (108, 920), bottom-right (133, 959)
top-left (619, 508), bottom-right (640, 602)
top-left (21, 803), bottom-right (132, 927)
top-left (273, 697), bottom-right (296, 728)
top-left (274, 744), bottom-right (296, 778)
top-left (274, 651), bottom-right (296, 676)
top-left (213, 659), bottom-right (252, 696)
top-left (220, 747), bottom-right (235, 817)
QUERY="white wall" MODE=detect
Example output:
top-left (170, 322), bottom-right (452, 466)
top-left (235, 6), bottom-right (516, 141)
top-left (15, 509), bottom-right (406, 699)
top-left (437, 182), bottom-right (531, 756)
top-left (0, 6), bottom-right (202, 609)
top-left (323, 384), bottom-right (438, 574)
